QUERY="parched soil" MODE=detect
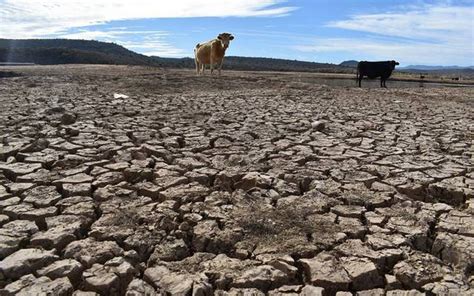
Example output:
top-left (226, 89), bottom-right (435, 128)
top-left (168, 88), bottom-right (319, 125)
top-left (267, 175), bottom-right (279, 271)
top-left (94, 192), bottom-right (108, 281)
top-left (0, 65), bottom-right (473, 295)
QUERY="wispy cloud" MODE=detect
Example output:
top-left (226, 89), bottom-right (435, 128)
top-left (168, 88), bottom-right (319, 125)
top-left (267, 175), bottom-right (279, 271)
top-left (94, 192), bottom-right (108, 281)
top-left (122, 35), bottom-right (188, 58)
top-left (60, 30), bottom-right (167, 41)
top-left (0, 0), bottom-right (295, 38)
top-left (0, 0), bottom-right (295, 57)
top-left (294, 37), bottom-right (472, 65)
top-left (327, 4), bottom-right (473, 43)
top-left (296, 3), bottom-right (474, 65)
top-left (60, 29), bottom-right (186, 57)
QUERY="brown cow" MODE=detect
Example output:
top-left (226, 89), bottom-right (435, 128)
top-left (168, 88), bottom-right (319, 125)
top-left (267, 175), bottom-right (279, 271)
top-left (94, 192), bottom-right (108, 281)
top-left (194, 33), bottom-right (234, 75)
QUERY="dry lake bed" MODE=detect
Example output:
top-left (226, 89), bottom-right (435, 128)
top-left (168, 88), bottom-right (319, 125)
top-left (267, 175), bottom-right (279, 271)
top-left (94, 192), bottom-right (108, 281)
top-left (0, 65), bottom-right (472, 295)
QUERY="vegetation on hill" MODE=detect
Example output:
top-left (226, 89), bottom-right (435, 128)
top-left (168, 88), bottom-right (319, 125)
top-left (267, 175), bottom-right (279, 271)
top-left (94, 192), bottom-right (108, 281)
top-left (0, 39), bottom-right (345, 72)
top-left (0, 39), bottom-right (153, 65)
top-left (398, 67), bottom-right (474, 76)
top-left (223, 56), bottom-right (342, 72)
top-left (151, 56), bottom-right (345, 72)
top-left (339, 60), bottom-right (359, 68)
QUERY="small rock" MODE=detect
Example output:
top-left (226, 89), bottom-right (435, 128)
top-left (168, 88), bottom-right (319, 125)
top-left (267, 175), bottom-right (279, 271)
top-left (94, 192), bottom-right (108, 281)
top-left (53, 173), bottom-right (94, 185)
top-left (144, 266), bottom-right (194, 295)
top-left (331, 205), bottom-right (366, 218)
top-left (126, 278), bottom-right (157, 295)
top-left (83, 257), bottom-right (137, 295)
top-left (356, 288), bottom-right (385, 296)
top-left (2, 274), bottom-right (47, 294)
top-left (0, 248), bottom-right (58, 279)
top-left (299, 252), bottom-right (351, 294)
top-left (431, 232), bottom-right (473, 273)
top-left (0, 162), bottom-right (42, 179)
top-left (311, 120), bottom-right (326, 131)
top-left (393, 252), bottom-right (449, 289)
top-left (16, 276), bottom-right (73, 296)
top-left (22, 186), bottom-right (62, 207)
top-left (147, 238), bottom-right (189, 264)
top-left (300, 285), bottom-right (324, 296)
top-left (386, 290), bottom-right (426, 296)
top-left (72, 291), bottom-right (101, 296)
top-left (37, 258), bottom-right (83, 285)
top-left (64, 238), bottom-right (124, 267)
top-left (62, 183), bottom-right (92, 197)
top-left (61, 113), bottom-right (77, 125)
top-left (385, 274), bottom-right (402, 290)
top-left (232, 265), bottom-right (290, 291)
top-left (340, 257), bottom-right (383, 291)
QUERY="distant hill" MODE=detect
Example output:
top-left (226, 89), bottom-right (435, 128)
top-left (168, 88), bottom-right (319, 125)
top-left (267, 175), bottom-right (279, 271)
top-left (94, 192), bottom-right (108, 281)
top-left (225, 56), bottom-right (341, 72)
top-left (400, 65), bottom-right (474, 71)
top-left (339, 60), bottom-right (358, 68)
top-left (150, 56), bottom-right (344, 72)
top-left (150, 56), bottom-right (194, 68)
top-left (398, 65), bottom-right (474, 76)
top-left (0, 38), bottom-right (349, 72)
top-left (0, 39), bottom-right (154, 65)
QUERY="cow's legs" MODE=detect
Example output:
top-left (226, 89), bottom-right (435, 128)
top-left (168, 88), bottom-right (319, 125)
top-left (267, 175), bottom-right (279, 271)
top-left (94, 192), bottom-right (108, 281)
top-left (358, 76), bottom-right (362, 87)
top-left (218, 63), bottom-right (222, 76)
top-left (195, 60), bottom-right (201, 75)
top-left (218, 57), bottom-right (225, 76)
top-left (210, 56), bottom-right (214, 75)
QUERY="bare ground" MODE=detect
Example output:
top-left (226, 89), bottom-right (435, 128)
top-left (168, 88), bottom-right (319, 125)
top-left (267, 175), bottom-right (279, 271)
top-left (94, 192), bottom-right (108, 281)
top-left (0, 65), bottom-right (473, 295)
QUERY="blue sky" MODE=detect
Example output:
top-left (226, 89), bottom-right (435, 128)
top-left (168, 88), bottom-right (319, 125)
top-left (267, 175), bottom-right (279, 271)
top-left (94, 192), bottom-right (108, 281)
top-left (1, 0), bottom-right (473, 66)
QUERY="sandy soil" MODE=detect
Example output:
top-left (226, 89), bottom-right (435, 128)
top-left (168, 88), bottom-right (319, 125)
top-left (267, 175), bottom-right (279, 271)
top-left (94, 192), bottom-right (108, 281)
top-left (0, 65), bottom-right (473, 295)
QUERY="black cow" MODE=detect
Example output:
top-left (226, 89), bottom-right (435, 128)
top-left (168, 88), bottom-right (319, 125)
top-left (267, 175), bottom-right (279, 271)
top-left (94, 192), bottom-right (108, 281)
top-left (357, 60), bottom-right (399, 88)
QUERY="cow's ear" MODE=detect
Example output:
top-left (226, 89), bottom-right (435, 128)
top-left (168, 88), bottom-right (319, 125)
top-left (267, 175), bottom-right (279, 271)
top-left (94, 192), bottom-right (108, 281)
top-left (217, 35), bottom-right (223, 40)
top-left (230, 35), bottom-right (234, 40)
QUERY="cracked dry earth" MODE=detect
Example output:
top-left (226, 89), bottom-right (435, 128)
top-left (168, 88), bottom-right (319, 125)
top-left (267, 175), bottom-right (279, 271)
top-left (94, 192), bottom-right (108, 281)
top-left (0, 65), bottom-right (473, 296)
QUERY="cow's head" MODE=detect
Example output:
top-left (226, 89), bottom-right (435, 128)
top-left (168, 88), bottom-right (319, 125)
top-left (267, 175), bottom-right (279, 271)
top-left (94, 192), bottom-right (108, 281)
top-left (217, 33), bottom-right (234, 49)
top-left (391, 60), bottom-right (400, 69)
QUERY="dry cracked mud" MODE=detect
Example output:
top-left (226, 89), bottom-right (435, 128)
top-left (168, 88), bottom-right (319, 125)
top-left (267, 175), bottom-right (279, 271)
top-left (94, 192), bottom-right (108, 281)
top-left (0, 65), bottom-right (473, 296)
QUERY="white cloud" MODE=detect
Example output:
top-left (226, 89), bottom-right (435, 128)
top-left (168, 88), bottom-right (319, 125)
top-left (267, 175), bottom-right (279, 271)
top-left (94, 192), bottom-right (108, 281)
top-left (59, 28), bottom-right (186, 57)
top-left (0, 0), bottom-right (294, 57)
top-left (297, 3), bottom-right (474, 66)
top-left (328, 4), bottom-right (473, 43)
top-left (0, 0), bottom-right (295, 38)
top-left (122, 39), bottom-right (188, 58)
top-left (294, 38), bottom-right (472, 65)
